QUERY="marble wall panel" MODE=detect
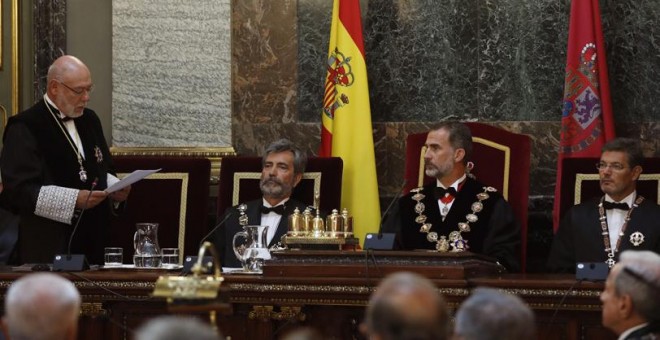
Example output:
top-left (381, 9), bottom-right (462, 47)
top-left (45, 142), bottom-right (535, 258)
top-left (33, 0), bottom-right (67, 98)
top-left (112, 0), bottom-right (231, 147)
top-left (232, 0), bottom-right (298, 125)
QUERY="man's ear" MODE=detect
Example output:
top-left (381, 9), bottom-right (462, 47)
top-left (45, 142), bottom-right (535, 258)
top-left (618, 294), bottom-right (634, 319)
top-left (293, 173), bottom-right (303, 187)
top-left (454, 148), bottom-right (466, 164)
top-left (631, 165), bottom-right (643, 181)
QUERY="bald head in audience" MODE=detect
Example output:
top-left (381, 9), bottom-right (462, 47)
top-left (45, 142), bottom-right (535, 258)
top-left (600, 250), bottom-right (660, 338)
top-left (135, 316), bottom-right (221, 340)
top-left (363, 271), bottom-right (450, 340)
top-left (2, 273), bottom-right (81, 340)
top-left (453, 287), bottom-right (536, 340)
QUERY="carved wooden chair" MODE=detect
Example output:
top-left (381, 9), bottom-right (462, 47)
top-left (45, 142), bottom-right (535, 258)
top-left (404, 123), bottom-right (531, 271)
top-left (109, 156), bottom-right (211, 261)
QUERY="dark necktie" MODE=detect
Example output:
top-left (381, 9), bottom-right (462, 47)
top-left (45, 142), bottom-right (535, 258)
top-left (261, 205), bottom-right (286, 215)
top-left (433, 186), bottom-right (457, 200)
top-left (602, 201), bottom-right (629, 210)
top-left (61, 116), bottom-right (73, 122)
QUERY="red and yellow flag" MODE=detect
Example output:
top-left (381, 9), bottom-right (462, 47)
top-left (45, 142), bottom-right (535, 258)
top-left (553, 0), bottom-right (615, 231)
top-left (320, 0), bottom-right (380, 243)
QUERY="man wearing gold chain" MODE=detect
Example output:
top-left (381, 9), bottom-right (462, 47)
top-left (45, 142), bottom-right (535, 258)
top-left (382, 122), bottom-right (521, 272)
top-left (547, 138), bottom-right (660, 272)
top-left (0, 55), bottom-right (130, 265)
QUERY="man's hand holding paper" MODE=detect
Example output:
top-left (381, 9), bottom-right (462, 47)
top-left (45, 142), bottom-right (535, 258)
top-left (105, 169), bottom-right (161, 194)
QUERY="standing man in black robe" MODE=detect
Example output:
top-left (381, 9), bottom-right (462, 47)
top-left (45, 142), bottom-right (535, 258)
top-left (547, 138), bottom-right (660, 272)
top-left (212, 139), bottom-right (309, 268)
top-left (383, 122), bottom-right (521, 272)
top-left (0, 55), bottom-right (130, 265)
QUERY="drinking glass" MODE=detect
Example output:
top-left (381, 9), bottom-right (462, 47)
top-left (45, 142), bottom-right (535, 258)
top-left (104, 247), bottom-right (123, 266)
top-left (161, 248), bottom-right (180, 267)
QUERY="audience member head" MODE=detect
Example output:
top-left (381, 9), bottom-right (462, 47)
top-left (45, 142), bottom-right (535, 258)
top-left (135, 316), bottom-right (221, 340)
top-left (46, 55), bottom-right (93, 119)
top-left (281, 326), bottom-right (324, 340)
top-left (600, 250), bottom-right (660, 335)
top-left (260, 139), bottom-right (307, 205)
top-left (424, 122), bottom-right (473, 184)
top-left (453, 287), bottom-right (536, 340)
top-left (3, 273), bottom-right (81, 340)
top-left (363, 271), bottom-right (450, 340)
top-left (598, 138), bottom-right (643, 201)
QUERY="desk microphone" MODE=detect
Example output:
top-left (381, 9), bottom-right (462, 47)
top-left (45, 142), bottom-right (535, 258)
top-left (183, 211), bottom-right (235, 274)
top-left (198, 210), bottom-right (235, 248)
top-left (364, 180), bottom-right (408, 250)
top-left (53, 177), bottom-right (98, 271)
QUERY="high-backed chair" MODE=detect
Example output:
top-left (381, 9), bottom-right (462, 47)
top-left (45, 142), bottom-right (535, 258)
top-left (216, 156), bottom-right (343, 218)
top-left (404, 123), bottom-right (531, 271)
top-left (109, 156), bottom-right (211, 261)
top-left (558, 157), bottom-right (660, 222)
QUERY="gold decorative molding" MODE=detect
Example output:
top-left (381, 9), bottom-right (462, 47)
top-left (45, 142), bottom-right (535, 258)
top-left (110, 146), bottom-right (236, 184)
top-left (11, 0), bottom-right (19, 114)
top-left (248, 305), bottom-right (273, 320)
top-left (248, 305), bottom-right (306, 321)
top-left (80, 302), bottom-right (107, 317)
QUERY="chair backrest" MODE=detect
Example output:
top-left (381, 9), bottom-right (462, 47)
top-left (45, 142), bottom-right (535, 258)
top-left (109, 156), bottom-right (211, 259)
top-left (558, 157), bottom-right (660, 221)
top-left (404, 122), bottom-right (531, 271)
top-left (216, 156), bottom-right (343, 217)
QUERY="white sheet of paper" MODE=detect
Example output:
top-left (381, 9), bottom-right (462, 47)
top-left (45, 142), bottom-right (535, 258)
top-left (104, 168), bottom-right (161, 193)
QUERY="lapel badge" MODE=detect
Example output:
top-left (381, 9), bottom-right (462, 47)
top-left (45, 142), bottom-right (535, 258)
top-left (629, 231), bottom-right (645, 247)
top-left (94, 146), bottom-right (103, 163)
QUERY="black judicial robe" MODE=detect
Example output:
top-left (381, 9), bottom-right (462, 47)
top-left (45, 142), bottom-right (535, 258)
top-left (547, 197), bottom-right (660, 273)
top-left (383, 177), bottom-right (521, 272)
top-left (212, 198), bottom-right (307, 268)
top-left (0, 100), bottom-right (115, 264)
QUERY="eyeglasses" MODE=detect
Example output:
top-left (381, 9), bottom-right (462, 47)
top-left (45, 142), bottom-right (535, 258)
top-left (55, 80), bottom-right (94, 96)
top-left (596, 162), bottom-right (627, 172)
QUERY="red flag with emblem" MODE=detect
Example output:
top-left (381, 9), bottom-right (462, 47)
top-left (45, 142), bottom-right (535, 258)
top-left (553, 0), bottom-right (615, 231)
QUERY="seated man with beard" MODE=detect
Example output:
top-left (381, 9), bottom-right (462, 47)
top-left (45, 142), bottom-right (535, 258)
top-left (212, 139), bottom-right (308, 268)
top-left (382, 122), bottom-right (521, 272)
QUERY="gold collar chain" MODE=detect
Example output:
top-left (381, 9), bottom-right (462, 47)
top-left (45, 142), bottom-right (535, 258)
top-left (598, 195), bottom-right (644, 268)
top-left (44, 99), bottom-right (88, 182)
top-left (412, 185), bottom-right (496, 252)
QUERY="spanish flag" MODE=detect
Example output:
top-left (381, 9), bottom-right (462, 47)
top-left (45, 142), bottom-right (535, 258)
top-left (553, 0), bottom-right (615, 231)
top-left (320, 0), bottom-right (380, 243)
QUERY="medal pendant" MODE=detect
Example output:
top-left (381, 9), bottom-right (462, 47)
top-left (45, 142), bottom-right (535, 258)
top-left (629, 231), bottom-right (645, 246)
top-left (79, 168), bottom-right (88, 182)
top-left (606, 257), bottom-right (616, 268)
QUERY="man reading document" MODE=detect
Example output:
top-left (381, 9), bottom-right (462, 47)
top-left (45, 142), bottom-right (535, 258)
top-left (0, 56), bottom-right (130, 265)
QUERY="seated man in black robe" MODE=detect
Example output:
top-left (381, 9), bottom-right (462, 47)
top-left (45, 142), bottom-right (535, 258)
top-left (383, 122), bottom-right (521, 272)
top-left (212, 139), bottom-right (308, 268)
top-left (547, 138), bottom-right (660, 272)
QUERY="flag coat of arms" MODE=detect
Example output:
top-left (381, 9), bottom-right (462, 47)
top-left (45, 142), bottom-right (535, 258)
top-left (553, 0), bottom-right (615, 230)
top-left (320, 0), bottom-right (380, 243)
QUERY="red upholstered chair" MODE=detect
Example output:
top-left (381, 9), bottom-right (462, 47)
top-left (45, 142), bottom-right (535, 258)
top-left (558, 157), bottom-right (660, 222)
top-left (404, 123), bottom-right (531, 271)
top-left (109, 156), bottom-right (211, 261)
top-left (216, 156), bottom-right (343, 218)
